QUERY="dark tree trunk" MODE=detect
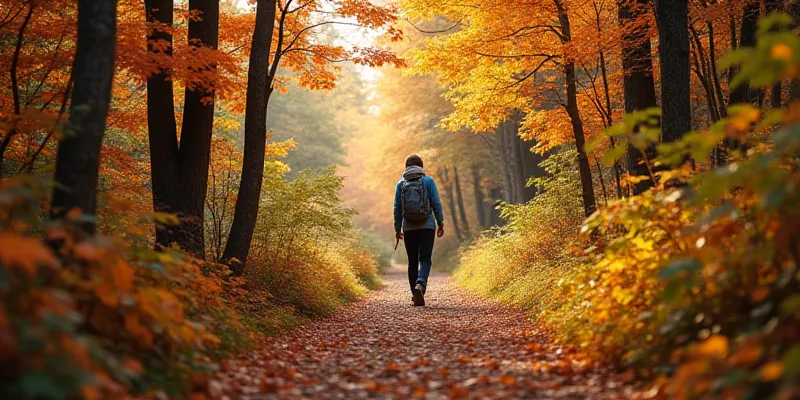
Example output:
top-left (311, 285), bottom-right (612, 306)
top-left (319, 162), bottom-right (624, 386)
top-left (440, 167), bottom-right (463, 240)
top-left (729, 2), bottom-right (763, 107)
top-left (496, 119), bottom-right (521, 203)
top-left (221, 0), bottom-right (278, 275)
top-left (518, 137), bottom-right (546, 202)
top-left (766, 0), bottom-right (782, 108)
top-left (619, 0), bottom-right (658, 195)
top-left (50, 0), bottom-right (117, 234)
top-left (487, 187), bottom-right (504, 227)
top-left (655, 0), bottom-right (691, 144)
top-left (145, 0), bottom-right (219, 256)
top-left (792, 1), bottom-right (800, 103)
top-left (505, 119), bottom-right (524, 203)
top-left (179, 0), bottom-right (219, 255)
top-left (145, 0), bottom-right (180, 246)
top-left (470, 164), bottom-right (487, 229)
top-left (557, 0), bottom-right (597, 217)
top-left (453, 166), bottom-right (470, 234)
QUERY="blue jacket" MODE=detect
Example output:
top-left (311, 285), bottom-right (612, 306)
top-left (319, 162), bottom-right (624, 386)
top-left (394, 175), bottom-right (444, 232)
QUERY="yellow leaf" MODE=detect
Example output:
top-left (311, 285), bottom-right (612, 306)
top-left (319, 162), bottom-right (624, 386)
top-left (695, 335), bottom-right (728, 359)
top-left (771, 43), bottom-right (793, 61)
top-left (759, 362), bottom-right (784, 381)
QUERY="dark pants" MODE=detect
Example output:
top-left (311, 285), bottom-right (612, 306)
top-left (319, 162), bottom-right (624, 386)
top-left (404, 229), bottom-right (435, 293)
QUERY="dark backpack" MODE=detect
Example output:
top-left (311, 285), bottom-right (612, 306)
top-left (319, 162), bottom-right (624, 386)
top-left (401, 177), bottom-right (430, 222)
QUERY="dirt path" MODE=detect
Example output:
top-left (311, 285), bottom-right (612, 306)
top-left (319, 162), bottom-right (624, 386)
top-left (211, 267), bottom-right (638, 399)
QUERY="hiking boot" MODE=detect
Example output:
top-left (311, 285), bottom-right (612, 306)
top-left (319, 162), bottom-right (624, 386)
top-left (412, 283), bottom-right (425, 307)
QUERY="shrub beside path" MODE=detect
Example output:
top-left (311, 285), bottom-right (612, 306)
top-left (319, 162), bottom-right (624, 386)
top-left (210, 266), bottom-right (641, 399)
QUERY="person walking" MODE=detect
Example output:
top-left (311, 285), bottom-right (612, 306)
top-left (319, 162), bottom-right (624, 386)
top-left (394, 154), bottom-right (445, 306)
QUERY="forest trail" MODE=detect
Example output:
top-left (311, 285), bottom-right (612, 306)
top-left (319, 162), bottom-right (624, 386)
top-left (210, 266), bottom-right (639, 399)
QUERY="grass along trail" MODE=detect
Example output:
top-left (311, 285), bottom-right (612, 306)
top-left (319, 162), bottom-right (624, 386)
top-left (210, 265), bottom-right (640, 399)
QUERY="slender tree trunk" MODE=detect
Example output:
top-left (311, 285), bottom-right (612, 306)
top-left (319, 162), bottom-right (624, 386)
top-left (729, 1), bottom-right (763, 107)
top-left (453, 166), bottom-right (470, 234)
top-left (792, 1), bottom-right (800, 102)
top-left (145, 0), bottom-right (219, 256)
top-left (496, 120), bottom-right (517, 203)
top-left (655, 0), bottom-right (691, 144)
top-left (470, 164), bottom-right (487, 229)
top-left (145, 0), bottom-right (180, 246)
top-left (557, 0), bottom-right (597, 217)
top-left (766, 0), bottom-right (782, 108)
top-left (505, 119), bottom-right (524, 203)
top-left (440, 167), bottom-right (463, 240)
top-left (519, 136), bottom-right (546, 202)
top-left (488, 187), bottom-right (503, 227)
top-left (179, 0), bottom-right (219, 255)
top-left (50, 0), bottom-right (117, 235)
top-left (221, 0), bottom-right (278, 275)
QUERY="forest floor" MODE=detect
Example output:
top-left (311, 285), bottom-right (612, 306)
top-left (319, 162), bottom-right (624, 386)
top-left (210, 266), bottom-right (642, 399)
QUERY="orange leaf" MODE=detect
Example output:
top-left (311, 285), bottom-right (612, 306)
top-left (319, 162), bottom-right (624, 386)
top-left (0, 233), bottom-right (58, 276)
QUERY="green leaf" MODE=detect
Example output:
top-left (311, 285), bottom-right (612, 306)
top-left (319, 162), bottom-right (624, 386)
top-left (20, 372), bottom-right (65, 400)
top-left (603, 145), bottom-right (627, 165)
top-left (783, 345), bottom-right (800, 378)
top-left (659, 258), bottom-right (702, 280)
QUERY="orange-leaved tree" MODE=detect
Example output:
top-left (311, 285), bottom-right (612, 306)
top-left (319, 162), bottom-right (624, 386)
top-left (400, 0), bottom-right (626, 217)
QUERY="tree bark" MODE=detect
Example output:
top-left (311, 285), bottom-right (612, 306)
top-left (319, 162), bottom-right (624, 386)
top-left (470, 164), bottom-right (487, 229)
top-left (453, 166), bottom-right (470, 234)
top-left (557, 0), bottom-right (597, 217)
top-left (221, 0), bottom-right (278, 275)
top-left (655, 0), bottom-right (691, 144)
top-left (792, 0), bottom-right (800, 103)
top-left (619, 0), bottom-right (658, 195)
top-left (440, 167), bottom-right (463, 240)
top-left (766, 0), bottom-right (782, 108)
top-left (145, 0), bottom-right (219, 256)
top-left (518, 137), bottom-right (546, 202)
top-left (729, 1), bottom-right (763, 107)
top-left (50, 0), bottom-right (117, 235)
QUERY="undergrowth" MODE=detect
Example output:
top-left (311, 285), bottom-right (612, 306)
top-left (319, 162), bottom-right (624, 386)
top-left (455, 15), bottom-right (800, 399)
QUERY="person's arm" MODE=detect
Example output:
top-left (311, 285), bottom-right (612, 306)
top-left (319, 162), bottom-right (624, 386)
top-left (394, 181), bottom-right (403, 233)
top-left (428, 178), bottom-right (444, 227)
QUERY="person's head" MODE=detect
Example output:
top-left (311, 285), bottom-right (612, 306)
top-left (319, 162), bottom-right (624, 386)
top-left (405, 154), bottom-right (424, 168)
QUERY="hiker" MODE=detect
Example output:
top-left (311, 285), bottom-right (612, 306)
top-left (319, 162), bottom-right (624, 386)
top-left (394, 154), bottom-right (445, 307)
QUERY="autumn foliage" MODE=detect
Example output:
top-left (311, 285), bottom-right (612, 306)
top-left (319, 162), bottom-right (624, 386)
top-left (0, 0), bottom-right (394, 397)
top-left (452, 10), bottom-right (800, 400)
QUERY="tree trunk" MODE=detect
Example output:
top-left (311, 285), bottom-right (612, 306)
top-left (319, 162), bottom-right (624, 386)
top-left (504, 119), bottom-right (524, 203)
top-left (766, 0), bottom-right (782, 108)
top-left (487, 187), bottom-right (503, 227)
top-left (729, 1), bottom-right (763, 107)
top-left (50, 0), bottom-right (117, 235)
top-left (496, 119), bottom-right (516, 203)
top-left (518, 137), bottom-right (546, 202)
top-left (557, 0), bottom-right (597, 217)
top-left (145, 0), bottom-right (219, 256)
top-left (470, 164), bottom-right (487, 229)
top-left (453, 166), bottom-right (470, 234)
top-left (221, 0), bottom-right (278, 275)
top-left (792, 0), bottom-right (800, 103)
top-left (440, 167), bottom-right (463, 240)
top-left (619, 0), bottom-right (658, 195)
top-left (179, 0), bottom-right (219, 255)
top-left (655, 0), bottom-right (691, 144)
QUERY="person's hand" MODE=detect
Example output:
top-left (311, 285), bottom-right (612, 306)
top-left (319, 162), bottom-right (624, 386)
top-left (437, 226), bottom-right (444, 238)
top-left (396, 231), bottom-right (404, 240)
